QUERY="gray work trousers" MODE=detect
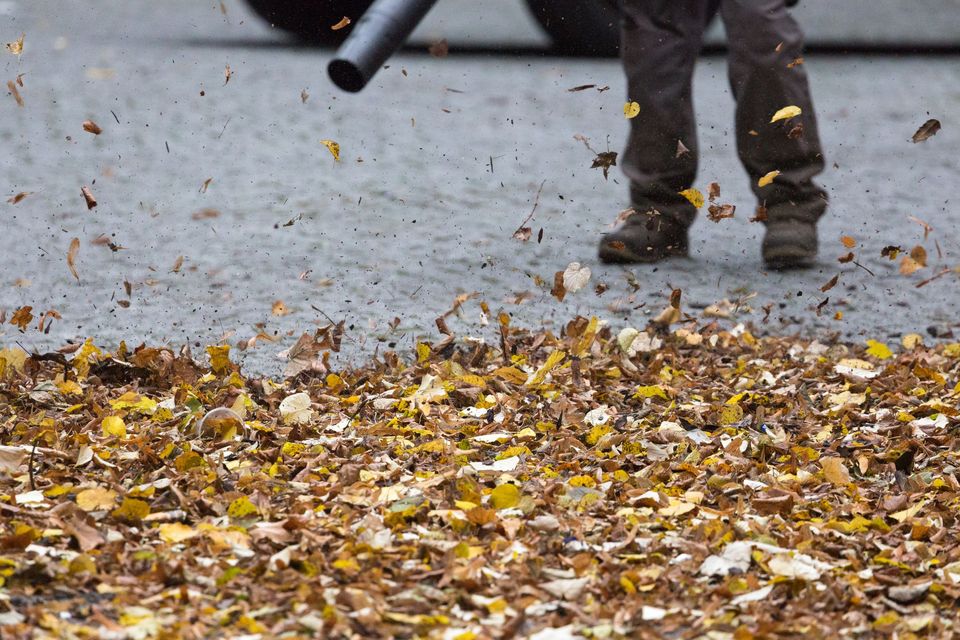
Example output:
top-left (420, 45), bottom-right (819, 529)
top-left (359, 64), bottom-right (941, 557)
top-left (620, 0), bottom-right (827, 226)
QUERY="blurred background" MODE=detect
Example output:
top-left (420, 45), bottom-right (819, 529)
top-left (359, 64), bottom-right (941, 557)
top-left (3, 0), bottom-right (959, 374)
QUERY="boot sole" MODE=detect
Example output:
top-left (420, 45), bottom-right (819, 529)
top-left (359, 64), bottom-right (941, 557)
top-left (763, 246), bottom-right (816, 270)
top-left (598, 242), bottom-right (688, 264)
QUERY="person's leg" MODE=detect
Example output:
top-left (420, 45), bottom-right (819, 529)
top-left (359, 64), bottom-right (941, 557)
top-left (600, 0), bottom-right (719, 263)
top-left (721, 0), bottom-right (827, 267)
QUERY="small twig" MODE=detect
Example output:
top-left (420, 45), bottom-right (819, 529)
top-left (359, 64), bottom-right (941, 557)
top-left (511, 179), bottom-right (546, 238)
top-left (916, 268), bottom-right (950, 289)
top-left (852, 260), bottom-right (875, 277)
top-left (28, 438), bottom-right (38, 490)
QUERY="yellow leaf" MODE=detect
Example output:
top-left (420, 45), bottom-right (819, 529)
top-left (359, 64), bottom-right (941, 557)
top-left (6, 33), bottom-right (24, 56)
top-left (416, 342), bottom-right (431, 363)
top-left (110, 391), bottom-right (157, 415)
top-left (206, 345), bottom-right (232, 374)
top-left (572, 316), bottom-right (600, 357)
top-left (678, 188), bottom-right (704, 209)
top-left (890, 500), bottom-right (926, 524)
top-left (840, 235), bottom-right (857, 248)
top-left (719, 404), bottom-right (743, 425)
top-left (101, 415), bottom-right (126, 438)
top-left (902, 334), bottom-right (924, 349)
top-left (526, 350), bottom-right (565, 386)
top-left (821, 457), bottom-right (851, 485)
top-left (76, 487), bottom-right (118, 511)
top-left (227, 495), bottom-right (259, 519)
top-left (758, 170), bottom-right (780, 187)
top-left (493, 366), bottom-right (528, 384)
top-left (865, 339), bottom-right (893, 360)
top-left (634, 385), bottom-right (668, 400)
top-left (320, 139), bottom-right (340, 161)
top-left (458, 373), bottom-right (486, 388)
top-left (57, 380), bottom-right (83, 396)
top-left (332, 557), bottom-right (360, 573)
top-left (770, 105), bottom-right (802, 123)
top-left (490, 483), bottom-right (520, 510)
top-left (620, 574), bottom-right (637, 594)
top-left (112, 498), bottom-right (150, 522)
top-left (158, 522), bottom-right (199, 544)
top-left (623, 101), bottom-right (640, 119)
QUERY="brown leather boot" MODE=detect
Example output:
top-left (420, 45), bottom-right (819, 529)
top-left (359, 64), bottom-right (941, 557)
top-left (762, 219), bottom-right (818, 269)
top-left (598, 212), bottom-right (689, 264)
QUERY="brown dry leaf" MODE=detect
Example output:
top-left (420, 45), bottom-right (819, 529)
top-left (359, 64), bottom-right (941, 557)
top-left (750, 204), bottom-right (768, 223)
top-left (0, 445), bottom-right (26, 472)
top-left (224, 64), bottom-right (232, 85)
top-left (171, 255), bottom-right (184, 273)
top-left (840, 235), bottom-right (856, 249)
top-left (900, 253), bottom-right (924, 276)
top-left (911, 118), bottom-right (941, 143)
top-left (707, 182), bottom-right (720, 202)
top-left (512, 227), bottom-right (531, 241)
top-left (551, 271), bottom-right (566, 302)
top-left (7, 80), bottom-right (23, 107)
top-left (300, 88), bottom-right (309, 103)
top-left (81, 185), bottom-right (97, 209)
top-left (821, 457), bottom-right (852, 485)
top-left (67, 237), bottom-right (81, 282)
top-left (281, 331), bottom-right (326, 378)
top-left (429, 39), bottom-right (449, 58)
top-left (331, 16), bottom-right (351, 30)
top-left (591, 151), bottom-right (618, 180)
top-left (37, 309), bottom-right (62, 333)
top-left (191, 207), bottom-right (220, 220)
top-left (61, 515), bottom-right (104, 552)
top-left (676, 139), bottom-right (690, 158)
top-left (669, 287), bottom-right (682, 309)
top-left (910, 245), bottom-right (927, 266)
top-left (838, 252), bottom-right (855, 264)
top-left (82, 120), bottom-right (102, 135)
top-left (787, 56), bottom-right (804, 68)
top-left (199, 178), bottom-right (213, 193)
top-left (787, 123), bottom-right (804, 139)
top-left (272, 300), bottom-right (290, 316)
top-left (7, 191), bottom-right (30, 204)
top-left (10, 305), bottom-right (32, 331)
top-left (820, 274), bottom-right (839, 292)
top-left (707, 203), bottom-right (735, 222)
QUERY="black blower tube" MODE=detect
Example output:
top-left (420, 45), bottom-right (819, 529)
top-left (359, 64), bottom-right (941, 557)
top-left (328, 0), bottom-right (440, 92)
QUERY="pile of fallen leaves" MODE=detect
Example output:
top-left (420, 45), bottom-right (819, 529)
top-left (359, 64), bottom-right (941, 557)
top-left (2, 318), bottom-right (960, 639)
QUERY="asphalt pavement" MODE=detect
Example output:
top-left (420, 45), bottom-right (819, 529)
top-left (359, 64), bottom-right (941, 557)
top-left (2, 0), bottom-right (959, 376)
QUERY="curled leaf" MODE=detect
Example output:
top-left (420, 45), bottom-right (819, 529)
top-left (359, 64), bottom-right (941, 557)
top-left (911, 118), bottom-right (941, 143)
top-left (67, 237), bottom-right (80, 282)
top-left (320, 139), bottom-right (340, 162)
top-left (771, 105), bottom-right (801, 123)
top-left (758, 170), bottom-right (780, 187)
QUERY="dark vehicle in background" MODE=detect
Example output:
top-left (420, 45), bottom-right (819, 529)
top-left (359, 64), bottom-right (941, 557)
top-left (243, 0), bottom-right (621, 56)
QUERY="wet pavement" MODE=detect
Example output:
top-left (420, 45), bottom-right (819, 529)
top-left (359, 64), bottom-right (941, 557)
top-left (2, 0), bottom-right (959, 376)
